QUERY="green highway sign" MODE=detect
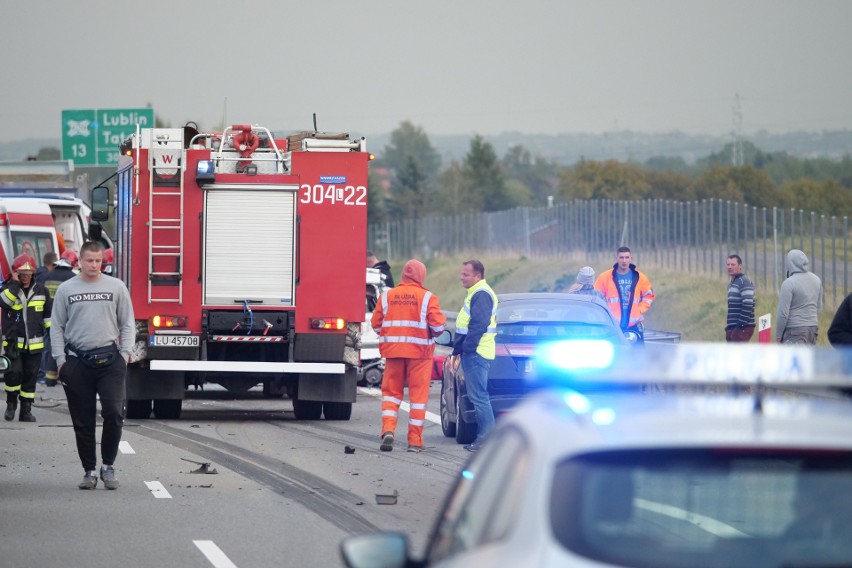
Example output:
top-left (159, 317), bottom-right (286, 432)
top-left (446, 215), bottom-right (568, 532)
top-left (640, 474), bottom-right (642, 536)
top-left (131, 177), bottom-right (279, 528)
top-left (61, 108), bottom-right (154, 166)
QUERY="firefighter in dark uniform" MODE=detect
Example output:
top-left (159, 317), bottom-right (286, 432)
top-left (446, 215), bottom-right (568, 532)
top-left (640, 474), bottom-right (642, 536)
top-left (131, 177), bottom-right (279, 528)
top-left (41, 250), bottom-right (78, 386)
top-left (2, 254), bottom-right (52, 422)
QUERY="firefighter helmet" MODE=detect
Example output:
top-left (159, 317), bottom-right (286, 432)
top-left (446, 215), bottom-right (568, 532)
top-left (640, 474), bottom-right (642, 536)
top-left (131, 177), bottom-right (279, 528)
top-left (12, 254), bottom-right (37, 274)
top-left (60, 249), bottom-right (79, 268)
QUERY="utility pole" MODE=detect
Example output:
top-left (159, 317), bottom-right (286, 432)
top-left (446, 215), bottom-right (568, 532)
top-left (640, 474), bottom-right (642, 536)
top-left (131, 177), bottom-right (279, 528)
top-left (731, 93), bottom-right (744, 167)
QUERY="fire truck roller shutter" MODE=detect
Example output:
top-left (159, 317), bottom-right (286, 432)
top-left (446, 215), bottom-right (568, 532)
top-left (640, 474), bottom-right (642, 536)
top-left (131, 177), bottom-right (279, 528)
top-left (203, 186), bottom-right (297, 305)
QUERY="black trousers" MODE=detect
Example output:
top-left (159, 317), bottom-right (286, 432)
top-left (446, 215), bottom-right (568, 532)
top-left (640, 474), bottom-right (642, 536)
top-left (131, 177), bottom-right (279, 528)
top-left (5, 352), bottom-right (42, 399)
top-left (60, 356), bottom-right (127, 472)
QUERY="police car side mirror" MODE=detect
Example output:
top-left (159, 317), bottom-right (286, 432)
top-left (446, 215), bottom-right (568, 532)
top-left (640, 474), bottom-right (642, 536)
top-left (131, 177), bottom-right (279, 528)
top-left (0, 355), bottom-right (10, 372)
top-left (435, 330), bottom-right (453, 346)
top-left (340, 532), bottom-right (410, 568)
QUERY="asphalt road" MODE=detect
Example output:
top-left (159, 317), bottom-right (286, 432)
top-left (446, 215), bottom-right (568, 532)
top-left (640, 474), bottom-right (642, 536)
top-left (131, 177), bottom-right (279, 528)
top-left (0, 379), bottom-right (466, 568)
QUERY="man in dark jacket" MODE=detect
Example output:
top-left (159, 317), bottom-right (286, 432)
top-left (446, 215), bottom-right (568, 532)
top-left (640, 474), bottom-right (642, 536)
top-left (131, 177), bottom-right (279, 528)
top-left (452, 260), bottom-right (498, 452)
top-left (725, 255), bottom-right (756, 342)
top-left (828, 293), bottom-right (852, 346)
top-left (41, 256), bottom-right (77, 386)
top-left (36, 252), bottom-right (58, 285)
top-left (367, 250), bottom-right (395, 288)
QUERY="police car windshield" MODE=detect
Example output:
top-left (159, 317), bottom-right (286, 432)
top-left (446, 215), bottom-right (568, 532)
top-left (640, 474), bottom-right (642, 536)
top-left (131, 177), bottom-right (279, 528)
top-left (550, 449), bottom-right (852, 568)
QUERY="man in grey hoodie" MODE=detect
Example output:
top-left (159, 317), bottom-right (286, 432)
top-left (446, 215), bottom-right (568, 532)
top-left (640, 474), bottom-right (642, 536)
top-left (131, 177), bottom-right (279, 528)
top-left (776, 249), bottom-right (823, 344)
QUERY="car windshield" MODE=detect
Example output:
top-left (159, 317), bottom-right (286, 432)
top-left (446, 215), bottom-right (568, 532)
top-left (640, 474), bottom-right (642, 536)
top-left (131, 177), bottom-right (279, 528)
top-left (497, 300), bottom-right (618, 341)
top-left (551, 449), bottom-right (852, 568)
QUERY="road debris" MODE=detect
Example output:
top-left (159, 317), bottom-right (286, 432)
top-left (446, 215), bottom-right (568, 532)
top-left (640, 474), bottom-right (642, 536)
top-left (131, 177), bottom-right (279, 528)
top-left (375, 489), bottom-right (399, 505)
top-left (181, 457), bottom-right (219, 474)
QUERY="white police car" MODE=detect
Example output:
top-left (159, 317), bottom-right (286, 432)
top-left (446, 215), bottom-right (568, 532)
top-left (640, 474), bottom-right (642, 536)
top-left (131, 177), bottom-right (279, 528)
top-left (342, 342), bottom-right (852, 568)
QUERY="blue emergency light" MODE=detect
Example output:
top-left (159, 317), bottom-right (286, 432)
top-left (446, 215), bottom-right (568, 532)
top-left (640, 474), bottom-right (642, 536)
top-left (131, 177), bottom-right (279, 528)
top-left (196, 160), bottom-right (215, 183)
top-left (536, 339), bottom-right (616, 372)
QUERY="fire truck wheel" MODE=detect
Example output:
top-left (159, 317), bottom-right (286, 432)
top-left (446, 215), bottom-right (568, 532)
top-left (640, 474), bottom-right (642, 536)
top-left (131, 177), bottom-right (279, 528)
top-left (262, 380), bottom-right (286, 399)
top-left (153, 399), bottom-right (182, 420)
top-left (322, 402), bottom-right (352, 421)
top-left (126, 399), bottom-right (153, 419)
top-left (292, 399), bottom-right (322, 420)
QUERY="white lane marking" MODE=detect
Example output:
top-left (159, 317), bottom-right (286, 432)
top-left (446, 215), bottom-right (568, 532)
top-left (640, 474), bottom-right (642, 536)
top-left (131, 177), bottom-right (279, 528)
top-left (118, 441), bottom-right (135, 454)
top-left (634, 498), bottom-right (748, 537)
top-left (144, 480), bottom-right (172, 499)
top-left (357, 386), bottom-right (440, 425)
top-left (194, 540), bottom-right (238, 568)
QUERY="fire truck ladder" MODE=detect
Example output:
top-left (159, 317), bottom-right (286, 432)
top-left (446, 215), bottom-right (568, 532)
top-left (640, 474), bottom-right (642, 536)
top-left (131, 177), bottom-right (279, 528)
top-left (148, 131), bottom-right (185, 304)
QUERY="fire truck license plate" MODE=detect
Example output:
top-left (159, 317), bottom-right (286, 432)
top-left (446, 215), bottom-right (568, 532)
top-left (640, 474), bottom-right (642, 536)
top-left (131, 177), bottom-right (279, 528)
top-left (150, 336), bottom-right (200, 347)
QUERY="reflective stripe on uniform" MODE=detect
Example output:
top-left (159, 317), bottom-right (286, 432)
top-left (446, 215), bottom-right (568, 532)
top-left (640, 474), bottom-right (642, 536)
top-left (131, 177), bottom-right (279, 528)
top-left (378, 336), bottom-right (434, 345)
top-left (382, 320), bottom-right (429, 329)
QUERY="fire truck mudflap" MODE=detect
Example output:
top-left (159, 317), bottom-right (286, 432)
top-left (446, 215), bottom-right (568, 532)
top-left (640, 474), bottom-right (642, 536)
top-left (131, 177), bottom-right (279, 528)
top-left (94, 123), bottom-right (369, 420)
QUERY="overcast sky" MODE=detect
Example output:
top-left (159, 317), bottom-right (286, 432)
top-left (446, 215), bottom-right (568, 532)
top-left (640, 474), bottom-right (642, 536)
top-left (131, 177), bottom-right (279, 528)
top-left (2, 0), bottom-right (850, 144)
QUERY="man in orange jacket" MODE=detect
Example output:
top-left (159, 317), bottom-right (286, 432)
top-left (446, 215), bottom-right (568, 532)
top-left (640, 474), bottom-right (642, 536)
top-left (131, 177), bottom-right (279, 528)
top-left (595, 246), bottom-right (655, 343)
top-left (371, 259), bottom-right (446, 452)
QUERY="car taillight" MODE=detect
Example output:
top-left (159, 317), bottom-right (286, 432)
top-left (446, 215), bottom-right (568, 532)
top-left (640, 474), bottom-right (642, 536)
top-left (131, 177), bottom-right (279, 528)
top-left (151, 315), bottom-right (188, 329)
top-left (310, 317), bottom-right (346, 330)
top-left (496, 344), bottom-right (536, 357)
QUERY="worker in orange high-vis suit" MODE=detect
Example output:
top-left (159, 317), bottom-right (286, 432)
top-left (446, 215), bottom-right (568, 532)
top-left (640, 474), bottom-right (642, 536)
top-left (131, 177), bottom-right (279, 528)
top-left (371, 259), bottom-right (446, 453)
top-left (594, 246), bottom-right (655, 344)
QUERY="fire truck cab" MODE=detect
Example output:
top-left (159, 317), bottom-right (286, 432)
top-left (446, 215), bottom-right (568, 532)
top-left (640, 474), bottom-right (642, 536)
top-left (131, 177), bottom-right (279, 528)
top-left (92, 123), bottom-right (370, 420)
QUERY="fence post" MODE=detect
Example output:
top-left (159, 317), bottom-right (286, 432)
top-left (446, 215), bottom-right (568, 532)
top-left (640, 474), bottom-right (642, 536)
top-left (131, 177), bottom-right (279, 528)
top-left (772, 207), bottom-right (778, 294)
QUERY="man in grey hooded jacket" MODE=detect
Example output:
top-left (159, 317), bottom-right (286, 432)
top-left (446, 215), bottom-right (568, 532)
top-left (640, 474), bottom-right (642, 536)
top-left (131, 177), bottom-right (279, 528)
top-left (776, 249), bottom-right (823, 344)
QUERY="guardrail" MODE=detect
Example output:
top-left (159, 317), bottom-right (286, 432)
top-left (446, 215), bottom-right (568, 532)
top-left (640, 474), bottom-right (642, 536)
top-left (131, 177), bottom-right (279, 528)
top-left (644, 329), bottom-right (682, 344)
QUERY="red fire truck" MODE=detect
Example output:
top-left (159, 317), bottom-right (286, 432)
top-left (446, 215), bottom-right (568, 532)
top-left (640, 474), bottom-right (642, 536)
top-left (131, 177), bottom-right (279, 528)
top-left (90, 123), bottom-right (370, 420)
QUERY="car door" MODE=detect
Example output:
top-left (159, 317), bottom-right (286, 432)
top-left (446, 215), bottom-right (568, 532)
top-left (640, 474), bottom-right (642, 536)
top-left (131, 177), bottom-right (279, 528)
top-left (424, 427), bottom-right (532, 566)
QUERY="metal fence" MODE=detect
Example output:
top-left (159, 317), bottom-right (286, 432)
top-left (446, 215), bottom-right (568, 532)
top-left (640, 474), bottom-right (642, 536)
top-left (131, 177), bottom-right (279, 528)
top-left (369, 198), bottom-right (851, 310)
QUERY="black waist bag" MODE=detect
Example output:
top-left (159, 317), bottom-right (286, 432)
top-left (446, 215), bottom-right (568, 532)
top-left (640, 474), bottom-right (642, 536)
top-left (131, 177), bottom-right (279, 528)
top-left (68, 344), bottom-right (118, 368)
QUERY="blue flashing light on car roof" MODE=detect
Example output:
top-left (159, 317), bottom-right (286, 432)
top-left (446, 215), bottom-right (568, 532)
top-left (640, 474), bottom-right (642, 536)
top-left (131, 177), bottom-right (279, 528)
top-left (591, 408), bottom-right (616, 426)
top-left (536, 339), bottom-right (616, 373)
top-left (563, 391), bottom-right (592, 414)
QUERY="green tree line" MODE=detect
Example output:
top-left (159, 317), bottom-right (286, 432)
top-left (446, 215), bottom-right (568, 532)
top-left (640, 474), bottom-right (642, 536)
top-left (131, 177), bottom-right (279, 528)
top-left (368, 122), bottom-right (852, 224)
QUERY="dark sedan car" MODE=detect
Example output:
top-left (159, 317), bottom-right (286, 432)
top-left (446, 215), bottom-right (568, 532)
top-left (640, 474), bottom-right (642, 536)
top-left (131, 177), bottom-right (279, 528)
top-left (440, 292), bottom-right (633, 444)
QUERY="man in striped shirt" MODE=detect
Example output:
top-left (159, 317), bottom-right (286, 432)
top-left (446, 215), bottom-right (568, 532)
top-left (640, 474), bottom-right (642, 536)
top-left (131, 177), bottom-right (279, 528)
top-left (725, 255), bottom-right (756, 342)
